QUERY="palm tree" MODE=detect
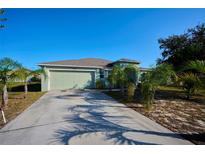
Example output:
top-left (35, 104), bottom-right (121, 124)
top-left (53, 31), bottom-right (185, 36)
top-left (140, 72), bottom-right (158, 109)
top-left (14, 67), bottom-right (46, 97)
top-left (0, 57), bottom-right (22, 107)
top-left (178, 73), bottom-right (201, 99)
top-left (124, 65), bottom-right (139, 101)
top-left (186, 60), bottom-right (205, 74)
top-left (124, 64), bottom-right (139, 84)
top-left (182, 60), bottom-right (205, 89)
top-left (140, 63), bottom-right (176, 109)
top-left (109, 65), bottom-right (127, 95)
top-left (14, 67), bottom-right (31, 97)
top-left (109, 64), bottom-right (139, 96)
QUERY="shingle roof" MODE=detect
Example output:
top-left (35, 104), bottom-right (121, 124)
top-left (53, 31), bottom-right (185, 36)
top-left (38, 58), bottom-right (113, 68)
top-left (114, 58), bottom-right (140, 64)
top-left (38, 58), bottom-right (140, 68)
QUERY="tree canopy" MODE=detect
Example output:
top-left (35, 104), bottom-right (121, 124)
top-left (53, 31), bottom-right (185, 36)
top-left (157, 23), bottom-right (205, 70)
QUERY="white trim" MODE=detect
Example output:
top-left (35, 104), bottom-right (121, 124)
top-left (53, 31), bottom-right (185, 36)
top-left (104, 68), bottom-right (112, 71)
top-left (38, 63), bottom-right (105, 69)
top-left (47, 69), bottom-right (50, 91)
top-left (48, 68), bottom-right (97, 72)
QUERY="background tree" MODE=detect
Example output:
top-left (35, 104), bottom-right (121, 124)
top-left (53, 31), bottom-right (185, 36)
top-left (157, 23), bottom-right (205, 70)
top-left (0, 58), bottom-right (22, 107)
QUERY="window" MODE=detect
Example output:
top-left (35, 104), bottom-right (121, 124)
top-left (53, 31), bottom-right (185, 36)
top-left (100, 69), bottom-right (104, 78)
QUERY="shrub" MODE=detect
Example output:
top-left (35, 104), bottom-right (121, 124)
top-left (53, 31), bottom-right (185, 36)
top-left (127, 83), bottom-right (136, 102)
top-left (178, 73), bottom-right (201, 99)
top-left (96, 79), bottom-right (105, 89)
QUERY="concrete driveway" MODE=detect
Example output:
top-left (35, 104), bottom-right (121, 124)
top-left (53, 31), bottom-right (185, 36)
top-left (0, 90), bottom-right (192, 145)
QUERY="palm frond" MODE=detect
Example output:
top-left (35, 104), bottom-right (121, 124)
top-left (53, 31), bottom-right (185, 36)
top-left (187, 60), bottom-right (205, 74)
top-left (13, 67), bottom-right (31, 82)
top-left (32, 68), bottom-right (47, 79)
top-left (178, 72), bottom-right (202, 98)
top-left (0, 57), bottom-right (22, 71)
top-left (0, 58), bottom-right (22, 83)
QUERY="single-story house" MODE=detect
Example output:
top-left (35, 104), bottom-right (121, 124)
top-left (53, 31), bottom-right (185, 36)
top-left (38, 58), bottom-right (147, 91)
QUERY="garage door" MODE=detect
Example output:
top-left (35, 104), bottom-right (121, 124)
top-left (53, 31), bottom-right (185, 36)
top-left (50, 70), bottom-right (95, 90)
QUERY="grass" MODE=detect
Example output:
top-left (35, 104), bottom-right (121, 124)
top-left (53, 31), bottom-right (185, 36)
top-left (0, 82), bottom-right (45, 128)
top-left (0, 92), bottom-right (45, 128)
top-left (156, 86), bottom-right (205, 103)
top-left (104, 86), bottom-right (205, 145)
top-left (158, 85), bottom-right (205, 95)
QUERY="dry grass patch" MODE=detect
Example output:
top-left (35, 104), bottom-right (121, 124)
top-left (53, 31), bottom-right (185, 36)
top-left (0, 92), bottom-right (45, 128)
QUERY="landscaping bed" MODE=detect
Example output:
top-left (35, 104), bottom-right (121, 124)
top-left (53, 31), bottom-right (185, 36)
top-left (104, 86), bottom-right (205, 145)
top-left (0, 92), bottom-right (45, 128)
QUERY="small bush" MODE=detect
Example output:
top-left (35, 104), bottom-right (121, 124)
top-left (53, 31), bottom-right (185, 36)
top-left (96, 80), bottom-right (105, 89)
top-left (127, 83), bottom-right (136, 102)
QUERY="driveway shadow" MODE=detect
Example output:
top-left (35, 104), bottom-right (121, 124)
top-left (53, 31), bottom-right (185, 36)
top-left (52, 91), bottom-right (189, 145)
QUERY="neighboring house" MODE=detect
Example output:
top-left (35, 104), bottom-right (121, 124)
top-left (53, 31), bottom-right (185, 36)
top-left (38, 58), bottom-right (147, 91)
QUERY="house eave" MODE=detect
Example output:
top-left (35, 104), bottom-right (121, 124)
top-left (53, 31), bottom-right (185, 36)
top-left (38, 63), bottom-right (105, 69)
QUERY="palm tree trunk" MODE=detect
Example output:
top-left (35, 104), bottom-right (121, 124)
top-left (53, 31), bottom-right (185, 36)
top-left (0, 108), bottom-right (7, 123)
top-left (24, 82), bottom-right (28, 98)
top-left (2, 84), bottom-right (8, 107)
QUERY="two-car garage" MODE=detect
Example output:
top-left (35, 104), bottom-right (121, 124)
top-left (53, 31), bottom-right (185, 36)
top-left (49, 70), bottom-right (95, 90)
top-left (39, 58), bottom-right (113, 91)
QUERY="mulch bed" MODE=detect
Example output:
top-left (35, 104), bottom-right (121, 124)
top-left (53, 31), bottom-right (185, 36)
top-left (104, 89), bottom-right (205, 145)
top-left (126, 100), bottom-right (205, 145)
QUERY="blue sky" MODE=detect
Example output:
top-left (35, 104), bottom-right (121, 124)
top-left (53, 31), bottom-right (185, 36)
top-left (1, 8), bottom-right (205, 69)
